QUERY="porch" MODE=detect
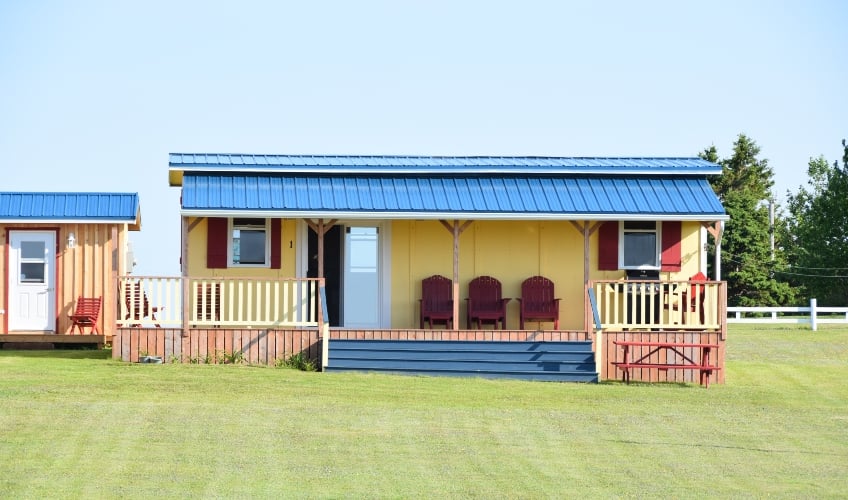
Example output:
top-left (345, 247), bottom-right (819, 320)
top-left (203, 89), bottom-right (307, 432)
top-left (110, 275), bottom-right (726, 385)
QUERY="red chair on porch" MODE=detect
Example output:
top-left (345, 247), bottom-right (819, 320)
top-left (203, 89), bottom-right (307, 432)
top-left (517, 275), bottom-right (561, 329)
top-left (666, 271), bottom-right (708, 324)
top-left (69, 296), bottom-right (102, 334)
top-left (465, 276), bottom-right (511, 329)
top-left (419, 274), bottom-right (453, 329)
top-left (123, 282), bottom-right (161, 327)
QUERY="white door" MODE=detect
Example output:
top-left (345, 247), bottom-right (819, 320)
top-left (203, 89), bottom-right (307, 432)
top-left (343, 226), bottom-right (380, 328)
top-left (8, 231), bottom-right (56, 331)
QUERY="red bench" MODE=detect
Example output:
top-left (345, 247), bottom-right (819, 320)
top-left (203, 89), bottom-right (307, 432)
top-left (612, 340), bottom-right (721, 388)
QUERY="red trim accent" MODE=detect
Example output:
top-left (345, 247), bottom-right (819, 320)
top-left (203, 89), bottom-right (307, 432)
top-left (661, 221), bottom-right (682, 271)
top-left (3, 228), bottom-right (7, 334)
top-left (206, 218), bottom-right (228, 269)
top-left (270, 219), bottom-right (281, 269)
top-left (598, 221), bottom-right (619, 270)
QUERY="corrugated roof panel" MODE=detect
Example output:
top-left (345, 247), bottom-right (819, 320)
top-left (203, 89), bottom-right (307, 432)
top-left (169, 153), bottom-right (722, 179)
top-left (0, 192), bottom-right (139, 222)
top-left (180, 174), bottom-right (725, 218)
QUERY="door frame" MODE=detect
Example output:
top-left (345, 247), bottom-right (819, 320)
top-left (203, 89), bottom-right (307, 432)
top-left (297, 219), bottom-right (391, 328)
top-left (6, 229), bottom-right (59, 332)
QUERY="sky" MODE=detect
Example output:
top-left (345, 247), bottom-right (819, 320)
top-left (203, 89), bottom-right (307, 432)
top-left (1, 1), bottom-right (846, 276)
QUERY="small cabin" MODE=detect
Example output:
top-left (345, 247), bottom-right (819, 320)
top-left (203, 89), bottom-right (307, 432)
top-left (0, 192), bottom-right (140, 345)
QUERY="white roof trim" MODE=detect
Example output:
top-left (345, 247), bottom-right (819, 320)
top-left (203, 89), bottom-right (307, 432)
top-left (179, 209), bottom-right (729, 222)
top-left (170, 165), bottom-right (722, 177)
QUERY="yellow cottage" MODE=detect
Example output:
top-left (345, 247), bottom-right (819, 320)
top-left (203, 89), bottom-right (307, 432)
top-left (115, 154), bottom-right (729, 385)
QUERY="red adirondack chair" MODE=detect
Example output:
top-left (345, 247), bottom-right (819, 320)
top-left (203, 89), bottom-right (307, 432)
top-left (69, 296), bottom-right (102, 334)
top-left (419, 274), bottom-right (453, 329)
top-left (195, 282), bottom-right (221, 323)
top-left (465, 276), bottom-right (511, 329)
top-left (666, 271), bottom-right (708, 324)
top-left (517, 275), bottom-right (561, 329)
top-left (123, 281), bottom-right (161, 327)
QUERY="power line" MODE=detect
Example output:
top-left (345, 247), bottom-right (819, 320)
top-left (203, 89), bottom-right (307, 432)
top-left (720, 255), bottom-right (848, 278)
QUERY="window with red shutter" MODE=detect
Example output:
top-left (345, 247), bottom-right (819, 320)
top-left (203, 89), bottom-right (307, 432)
top-left (207, 217), bottom-right (279, 269)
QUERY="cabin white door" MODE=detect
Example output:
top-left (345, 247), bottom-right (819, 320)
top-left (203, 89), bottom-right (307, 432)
top-left (8, 231), bottom-right (56, 332)
top-left (343, 226), bottom-right (381, 329)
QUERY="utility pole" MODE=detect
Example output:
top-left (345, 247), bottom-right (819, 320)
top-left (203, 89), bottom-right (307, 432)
top-left (769, 199), bottom-right (775, 261)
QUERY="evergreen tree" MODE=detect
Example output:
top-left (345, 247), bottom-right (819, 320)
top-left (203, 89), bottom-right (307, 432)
top-left (786, 140), bottom-right (848, 305)
top-left (701, 134), bottom-right (797, 306)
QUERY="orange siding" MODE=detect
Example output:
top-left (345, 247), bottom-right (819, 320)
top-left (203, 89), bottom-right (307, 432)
top-left (1, 222), bottom-right (131, 335)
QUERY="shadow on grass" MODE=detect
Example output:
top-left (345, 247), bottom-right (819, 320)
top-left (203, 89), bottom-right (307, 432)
top-left (0, 348), bottom-right (112, 360)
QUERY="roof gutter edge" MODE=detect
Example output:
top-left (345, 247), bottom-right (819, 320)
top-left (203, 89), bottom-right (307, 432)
top-left (179, 209), bottom-right (728, 222)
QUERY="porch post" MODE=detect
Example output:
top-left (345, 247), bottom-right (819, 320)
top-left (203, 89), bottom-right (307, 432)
top-left (570, 220), bottom-right (602, 335)
top-left (318, 219), bottom-right (325, 279)
top-left (305, 219), bottom-right (338, 280)
top-left (439, 220), bottom-right (472, 330)
top-left (704, 221), bottom-right (724, 280)
top-left (453, 221), bottom-right (460, 330)
top-left (181, 215), bottom-right (189, 337)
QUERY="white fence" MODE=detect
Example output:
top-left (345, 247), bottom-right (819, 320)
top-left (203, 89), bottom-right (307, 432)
top-left (727, 298), bottom-right (848, 331)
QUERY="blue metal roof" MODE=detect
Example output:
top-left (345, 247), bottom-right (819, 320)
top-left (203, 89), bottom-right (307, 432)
top-left (169, 154), bottom-right (720, 185)
top-left (0, 192), bottom-right (140, 222)
top-left (181, 174), bottom-right (726, 220)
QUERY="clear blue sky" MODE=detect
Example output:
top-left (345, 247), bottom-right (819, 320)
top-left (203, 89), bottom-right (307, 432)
top-left (2, 1), bottom-right (846, 276)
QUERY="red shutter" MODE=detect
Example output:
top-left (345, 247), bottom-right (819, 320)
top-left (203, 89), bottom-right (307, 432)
top-left (598, 221), bottom-right (619, 270)
top-left (207, 217), bottom-right (228, 269)
top-left (661, 221), bottom-right (682, 272)
top-left (270, 219), bottom-right (281, 269)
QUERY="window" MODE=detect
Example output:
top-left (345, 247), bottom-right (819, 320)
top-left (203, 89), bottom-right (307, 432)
top-left (620, 221), bottom-right (660, 269)
top-left (230, 218), bottom-right (269, 267)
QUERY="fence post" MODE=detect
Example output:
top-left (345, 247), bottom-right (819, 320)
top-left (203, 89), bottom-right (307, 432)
top-left (810, 298), bottom-right (817, 331)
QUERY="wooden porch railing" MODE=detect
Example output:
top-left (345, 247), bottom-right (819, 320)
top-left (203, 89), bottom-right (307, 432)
top-left (587, 279), bottom-right (727, 332)
top-left (117, 276), bottom-right (326, 329)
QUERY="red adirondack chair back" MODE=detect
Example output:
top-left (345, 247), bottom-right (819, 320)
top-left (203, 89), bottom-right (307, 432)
top-left (689, 271), bottom-right (708, 309)
top-left (420, 275), bottom-right (453, 328)
top-left (421, 275), bottom-right (452, 316)
top-left (468, 275), bottom-right (504, 313)
top-left (519, 275), bottom-right (560, 329)
top-left (521, 276), bottom-right (557, 315)
top-left (466, 276), bottom-right (510, 329)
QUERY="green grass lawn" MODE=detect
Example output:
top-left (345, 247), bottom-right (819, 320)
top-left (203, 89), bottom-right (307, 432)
top-left (1, 325), bottom-right (846, 498)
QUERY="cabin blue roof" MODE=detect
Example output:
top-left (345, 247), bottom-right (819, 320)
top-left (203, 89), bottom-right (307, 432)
top-left (171, 154), bottom-right (726, 220)
top-left (0, 192), bottom-right (140, 223)
top-left (169, 153), bottom-right (720, 183)
top-left (180, 173), bottom-right (726, 220)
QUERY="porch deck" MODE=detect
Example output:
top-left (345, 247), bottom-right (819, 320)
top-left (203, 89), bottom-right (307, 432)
top-left (0, 333), bottom-right (108, 348)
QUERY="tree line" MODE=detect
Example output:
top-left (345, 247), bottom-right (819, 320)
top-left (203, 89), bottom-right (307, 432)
top-left (700, 134), bottom-right (848, 306)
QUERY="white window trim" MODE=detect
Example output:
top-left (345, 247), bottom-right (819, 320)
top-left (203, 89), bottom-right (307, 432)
top-left (228, 218), bottom-right (272, 268)
top-left (619, 220), bottom-right (662, 270)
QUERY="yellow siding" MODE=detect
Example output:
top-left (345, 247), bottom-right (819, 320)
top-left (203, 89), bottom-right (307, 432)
top-left (391, 220), bottom-right (708, 330)
top-left (183, 217), bottom-right (709, 331)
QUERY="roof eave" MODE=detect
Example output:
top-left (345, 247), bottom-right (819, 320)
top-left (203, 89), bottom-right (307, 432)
top-left (169, 165), bottom-right (723, 177)
top-left (178, 209), bottom-right (728, 222)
